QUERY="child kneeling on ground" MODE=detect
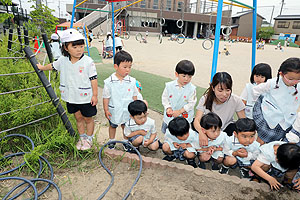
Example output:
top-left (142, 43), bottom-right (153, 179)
top-left (220, 118), bottom-right (260, 179)
top-left (196, 112), bottom-right (226, 170)
top-left (124, 100), bottom-right (159, 151)
top-left (251, 142), bottom-right (300, 191)
top-left (162, 117), bottom-right (198, 168)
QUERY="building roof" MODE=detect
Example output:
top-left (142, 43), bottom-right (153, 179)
top-left (274, 15), bottom-right (300, 20)
top-left (232, 11), bottom-right (265, 20)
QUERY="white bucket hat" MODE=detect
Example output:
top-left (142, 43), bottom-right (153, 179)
top-left (60, 29), bottom-right (85, 43)
top-left (51, 33), bottom-right (59, 40)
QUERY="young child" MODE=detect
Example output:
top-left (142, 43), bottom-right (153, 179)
top-left (162, 117), bottom-right (198, 168)
top-left (115, 33), bottom-right (124, 52)
top-left (50, 33), bottom-right (62, 61)
top-left (240, 63), bottom-right (272, 119)
top-left (193, 72), bottom-right (245, 146)
top-left (105, 32), bottom-right (113, 58)
top-left (251, 143), bottom-right (300, 191)
top-left (252, 57), bottom-right (300, 144)
top-left (161, 60), bottom-right (197, 134)
top-left (103, 50), bottom-right (138, 149)
top-left (37, 29), bottom-right (98, 150)
top-left (124, 100), bottom-right (159, 151)
top-left (196, 112), bottom-right (226, 170)
top-left (220, 118), bottom-right (260, 179)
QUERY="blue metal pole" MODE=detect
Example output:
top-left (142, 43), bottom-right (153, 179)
top-left (251, 0), bottom-right (257, 70)
top-left (83, 25), bottom-right (90, 57)
top-left (112, 2), bottom-right (115, 58)
top-left (70, 0), bottom-right (77, 28)
top-left (210, 0), bottom-right (224, 82)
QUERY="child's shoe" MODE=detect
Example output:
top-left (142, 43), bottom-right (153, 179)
top-left (219, 164), bottom-right (229, 174)
top-left (108, 140), bottom-right (116, 149)
top-left (198, 161), bottom-right (206, 169)
top-left (239, 167), bottom-right (251, 179)
top-left (211, 161), bottom-right (220, 170)
top-left (76, 139), bottom-right (84, 150)
top-left (81, 139), bottom-right (92, 150)
top-left (162, 155), bottom-right (176, 162)
top-left (186, 159), bottom-right (197, 168)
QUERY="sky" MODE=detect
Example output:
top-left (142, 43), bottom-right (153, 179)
top-left (14, 0), bottom-right (300, 23)
top-left (191, 0), bottom-right (300, 24)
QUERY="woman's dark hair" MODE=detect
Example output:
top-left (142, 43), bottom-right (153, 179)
top-left (204, 72), bottom-right (233, 111)
top-left (277, 143), bottom-right (300, 170)
top-left (275, 57), bottom-right (300, 95)
top-left (250, 63), bottom-right (272, 84)
top-left (61, 39), bottom-right (85, 57)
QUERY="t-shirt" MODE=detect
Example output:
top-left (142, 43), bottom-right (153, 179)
top-left (115, 37), bottom-right (123, 47)
top-left (196, 94), bottom-right (245, 130)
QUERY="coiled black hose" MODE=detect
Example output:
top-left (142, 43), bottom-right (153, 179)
top-left (97, 140), bottom-right (143, 200)
top-left (0, 134), bottom-right (61, 200)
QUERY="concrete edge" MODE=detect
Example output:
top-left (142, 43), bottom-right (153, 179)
top-left (104, 149), bottom-right (270, 192)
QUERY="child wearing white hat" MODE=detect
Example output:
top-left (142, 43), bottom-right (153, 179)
top-left (50, 33), bottom-right (62, 61)
top-left (37, 29), bottom-right (98, 150)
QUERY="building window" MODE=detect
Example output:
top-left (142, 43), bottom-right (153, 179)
top-left (141, 1), bottom-right (146, 8)
top-left (153, 0), bottom-right (159, 9)
top-left (292, 21), bottom-right (300, 29)
top-left (277, 21), bottom-right (290, 28)
top-left (177, 1), bottom-right (183, 12)
top-left (166, 0), bottom-right (172, 11)
top-left (232, 18), bottom-right (236, 24)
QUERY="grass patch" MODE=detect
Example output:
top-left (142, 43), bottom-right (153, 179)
top-left (84, 47), bottom-right (102, 63)
top-left (96, 63), bottom-right (206, 113)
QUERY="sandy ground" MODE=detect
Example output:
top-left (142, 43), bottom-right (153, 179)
top-left (94, 34), bottom-right (300, 95)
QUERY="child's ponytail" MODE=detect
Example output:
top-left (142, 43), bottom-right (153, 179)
top-left (275, 57), bottom-right (300, 94)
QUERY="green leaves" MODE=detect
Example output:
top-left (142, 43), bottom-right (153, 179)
top-left (258, 27), bottom-right (275, 39)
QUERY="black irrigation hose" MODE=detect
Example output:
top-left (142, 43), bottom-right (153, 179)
top-left (98, 141), bottom-right (143, 200)
top-left (0, 177), bottom-right (38, 200)
top-left (0, 134), bottom-right (61, 200)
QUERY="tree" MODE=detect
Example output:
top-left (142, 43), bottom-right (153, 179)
top-left (25, 2), bottom-right (59, 37)
top-left (258, 27), bottom-right (275, 39)
top-left (0, 0), bottom-right (13, 23)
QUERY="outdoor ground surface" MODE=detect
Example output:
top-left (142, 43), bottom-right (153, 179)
top-left (3, 36), bottom-right (300, 199)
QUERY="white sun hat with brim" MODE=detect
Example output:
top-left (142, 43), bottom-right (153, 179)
top-left (51, 33), bottom-right (59, 40)
top-left (60, 29), bottom-right (85, 43)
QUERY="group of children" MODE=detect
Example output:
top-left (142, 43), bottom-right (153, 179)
top-left (37, 28), bottom-right (300, 192)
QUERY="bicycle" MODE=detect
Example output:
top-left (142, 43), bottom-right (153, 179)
top-left (169, 33), bottom-right (185, 44)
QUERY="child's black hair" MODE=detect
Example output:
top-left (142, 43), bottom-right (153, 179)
top-left (114, 50), bottom-right (133, 66)
top-left (61, 39), bottom-right (85, 57)
top-left (235, 118), bottom-right (256, 133)
top-left (200, 112), bottom-right (222, 130)
top-left (175, 60), bottom-right (195, 75)
top-left (204, 72), bottom-right (232, 111)
top-left (250, 63), bottom-right (272, 84)
top-left (128, 100), bottom-right (147, 117)
top-left (275, 57), bottom-right (300, 95)
top-left (168, 117), bottom-right (190, 137)
top-left (277, 143), bottom-right (300, 170)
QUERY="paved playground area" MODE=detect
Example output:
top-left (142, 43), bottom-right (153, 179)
top-left (93, 34), bottom-right (300, 95)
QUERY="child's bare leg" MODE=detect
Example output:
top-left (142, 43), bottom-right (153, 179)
top-left (132, 136), bottom-right (143, 147)
top-left (121, 124), bottom-right (126, 139)
top-left (223, 156), bottom-right (237, 167)
top-left (184, 151), bottom-right (196, 159)
top-left (162, 143), bottom-right (172, 155)
top-left (109, 126), bottom-right (117, 140)
top-left (74, 111), bottom-right (85, 134)
top-left (199, 152), bottom-right (211, 162)
top-left (216, 157), bottom-right (224, 164)
top-left (148, 140), bottom-right (159, 150)
top-left (84, 116), bottom-right (94, 136)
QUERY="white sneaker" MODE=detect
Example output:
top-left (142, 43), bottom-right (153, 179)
top-left (81, 139), bottom-right (92, 150)
top-left (76, 138), bottom-right (84, 150)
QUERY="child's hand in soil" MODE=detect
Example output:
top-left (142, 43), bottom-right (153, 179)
top-left (293, 178), bottom-right (300, 191)
top-left (267, 177), bottom-right (282, 191)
